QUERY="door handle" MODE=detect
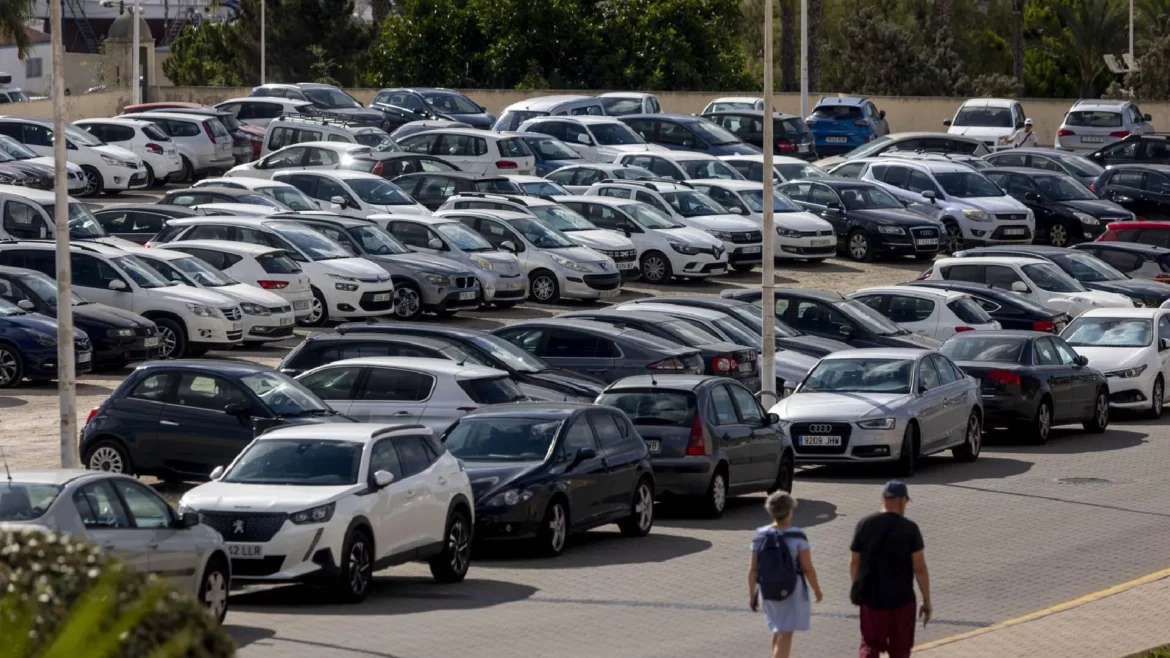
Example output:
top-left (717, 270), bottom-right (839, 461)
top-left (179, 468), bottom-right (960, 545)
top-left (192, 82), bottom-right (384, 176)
top-left (146, 542), bottom-right (159, 549)
top-left (405, 489), bottom-right (416, 498)
top-left (159, 420), bottom-right (179, 426)
top-left (437, 476), bottom-right (447, 486)
top-left (392, 411), bottom-right (411, 416)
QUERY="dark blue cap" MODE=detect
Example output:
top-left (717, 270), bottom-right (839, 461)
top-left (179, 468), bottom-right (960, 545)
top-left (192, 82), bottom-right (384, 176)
top-left (882, 480), bottom-right (910, 500)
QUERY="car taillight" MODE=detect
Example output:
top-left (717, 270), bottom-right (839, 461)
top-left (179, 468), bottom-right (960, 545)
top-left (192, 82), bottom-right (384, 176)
top-left (202, 121), bottom-right (216, 143)
top-left (685, 414), bottom-right (706, 456)
top-left (85, 406), bottom-right (100, 425)
top-left (372, 160), bottom-right (384, 176)
top-left (954, 326), bottom-right (975, 333)
top-left (1058, 128), bottom-right (1076, 137)
top-left (914, 269), bottom-right (931, 281)
top-left (1155, 274), bottom-right (1170, 283)
top-left (145, 143), bottom-right (163, 154)
top-left (775, 140), bottom-right (797, 153)
top-left (1110, 130), bottom-right (1131, 138)
top-left (495, 160), bottom-right (519, 169)
top-left (805, 118), bottom-right (817, 126)
top-left (257, 280), bottom-right (289, 289)
top-left (648, 356), bottom-right (687, 370)
top-left (862, 136), bottom-right (871, 143)
top-left (853, 119), bottom-right (869, 127)
top-left (987, 370), bottom-right (1021, 386)
top-left (1088, 182), bottom-right (1097, 192)
top-left (1032, 319), bottom-right (1056, 333)
top-left (711, 356), bottom-right (737, 372)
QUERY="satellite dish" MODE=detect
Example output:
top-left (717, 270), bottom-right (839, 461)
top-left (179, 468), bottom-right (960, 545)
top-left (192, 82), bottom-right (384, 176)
top-left (1122, 53), bottom-right (1139, 71)
top-left (1104, 54), bottom-right (1126, 74)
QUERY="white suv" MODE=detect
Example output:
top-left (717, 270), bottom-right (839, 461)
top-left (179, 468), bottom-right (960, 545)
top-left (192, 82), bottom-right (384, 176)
top-left (397, 129), bottom-right (536, 175)
top-left (0, 117), bottom-right (146, 197)
top-left (179, 423), bottom-right (475, 602)
top-left (0, 241), bottom-right (243, 358)
top-left (74, 118), bottom-right (184, 187)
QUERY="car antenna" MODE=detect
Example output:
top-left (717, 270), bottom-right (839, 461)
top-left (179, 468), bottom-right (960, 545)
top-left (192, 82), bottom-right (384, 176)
top-left (0, 445), bottom-right (11, 481)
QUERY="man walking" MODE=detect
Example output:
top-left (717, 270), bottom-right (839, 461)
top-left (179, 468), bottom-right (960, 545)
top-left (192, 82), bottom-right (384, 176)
top-left (1010, 118), bottom-right (1038, 148)
top-left (850, 481), bottom-right (931, 658)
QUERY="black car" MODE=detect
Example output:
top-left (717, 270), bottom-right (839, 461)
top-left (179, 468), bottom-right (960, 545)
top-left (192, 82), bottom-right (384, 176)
top-left (390, 172), bottom-right (522, 210)
top-left (1072, 241), bottom-right (1170, 283)
top-left (982, 167), bottom-right (1133, 246)
top-left (352, 152), bottom-right (458, 181)
top-left (1089, 164), bottom-right (1170, 221)
top-left (953, 245), bottom-right (1170, 307)
top-left (442, 403), bottom-right (654, 556)
top-left (599, 375), bottom-right (793, 517)
top-left (777, 178), bottom-right (944, 262)
top-left (0, 162), bottom-right (43, 188)
top-left (939, 330), bottom-right (1108, 443)
top-left (335, 322), bottom-right (605, 402)
top-left (982, 147), bottom-right (1106, 187)
top-left (159, 186), bottom-right (289, 211)
top-left (93, 204), bottom-right (198, 245)
top-left (559, 309), bottom-right (760, 387)
top-left (1086, 133), bottom-right (1170, 167)
top-left (0, 135), bottom-right (62, 189)
top-left (79, 360), bottom-right (350, 480)
top-left (721, 288), bottom-right (943, 349)
top-left (622, 295), bottom-right (852, 358)
top-left (0, 266), bottom-right (163, 369)
top-left (372, 88), bottom-right (496, 130)
top-left (903, 280), bottom-right (1071, 333)
top-left (278, 333), bottom-right (484, 377)
top-left (701, 110), bottom-right (817, 161)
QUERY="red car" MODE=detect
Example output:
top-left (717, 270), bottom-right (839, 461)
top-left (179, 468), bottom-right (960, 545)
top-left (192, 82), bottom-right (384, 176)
top-left (1097, 219), bottom-right (1170, 247)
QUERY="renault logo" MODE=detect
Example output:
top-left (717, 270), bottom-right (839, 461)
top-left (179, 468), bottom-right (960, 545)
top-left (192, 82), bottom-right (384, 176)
top-left (232, 519), bottom-right (246, 535)
top-left (809, 424), bottom-right (833, 434)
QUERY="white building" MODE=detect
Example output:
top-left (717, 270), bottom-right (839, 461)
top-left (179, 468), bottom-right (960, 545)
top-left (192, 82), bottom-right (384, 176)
top-left (0, 26), bottom-right (50, 98)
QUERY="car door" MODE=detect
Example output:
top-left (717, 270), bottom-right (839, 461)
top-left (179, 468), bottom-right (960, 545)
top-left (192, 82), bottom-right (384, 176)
top-left (886, 293), bottom-right (941, 339)
top-left (157, 372), bottom-right (259, 477)
top-left (347, 367), bottom-right (435, 424)
top-left (73, 480), bottom-right (152, 573)
top-left (1051, 335), bottom-right (1098, 419)
top-left (913, 357), bottom-right (949, 452)
top-left (1033, 336), bottom-right (1077, 421)
top-left (111, 478), bottom-right (199, 591)
top-left (559, 415), bottom-right (609, 526)
top-left (727, 382), bottom-right (781, 486)
top-left (707, 383), bottom-right (754, 488)
top-left (807, 183), bottom-right (849, 236)
top-left (70, 252), bottom-right (133, 310)
top-left (786, 298), bottom-right (864, 345)
top-left (533, 329), bottom-right (618, 380)
top-left (391, 434), bottom-right (446, 548)
top-left (588, 411), bottom-right (640, 519)
top-left (296, 365), bottom-right (362, 416)
top-left (365, 437), bottom-right (420, 555)
top-left (928, 354), bottom-right (969, 446)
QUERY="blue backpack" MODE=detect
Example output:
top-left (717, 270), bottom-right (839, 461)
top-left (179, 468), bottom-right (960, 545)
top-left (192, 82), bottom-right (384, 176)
top-left (757, 530), bottom-right (806, 601)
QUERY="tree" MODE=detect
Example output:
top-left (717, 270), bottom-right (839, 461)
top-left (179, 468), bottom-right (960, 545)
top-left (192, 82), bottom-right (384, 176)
top-left (364, 0), bottom-right (488, 88)
top-left (0, 0), bottom-right (37, 59)
top-left (779, 0), bottom-right (795, 91)
top-left (162, 22), bottom-right (245, 87)
top-left (1055, 0), bottom-right (1127, 97)
top-left (1115, 14), bottom-right (1170, 98)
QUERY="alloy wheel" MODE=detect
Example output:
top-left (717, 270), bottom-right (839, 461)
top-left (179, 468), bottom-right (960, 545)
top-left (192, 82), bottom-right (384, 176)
top-left (83, 170), bottom-right (100, 197)
top-left (157, 326), bottom-right (178, 358)
top-left (548, 504), bottom-right (567, 553)
top-left (447, 517), bottom-right (471, 576)
top-left (532, 275), bottom-right (556, 302)
top-left (945, 224), bottom-right (963, 253)
top-left (1096, 393), bottom-right (1109, 426)
top-left (1038, 403), bottom-right (1051, 440)
top-left (306, 297), bottom-right (324, 325)
top-left (0, 349), bottom-right (18, 386)
top-left (88, 446), bottom-right (124, 472)
top-left (394, 287), bottom-right (421, 319)
top-left (849, 233), bottom-right (869, 260)
top-left (203, 569), bottom-right (229, 621)
top-left (643, 256), bottom-right (666, 282)
top-left (1155, 380), bottom-right (1164, 416)
top-left (635, 483), bottom-right (653, 532)
top-left (711, 474), bottom-right (727, 513)
top-left (966, 415), bottom-right (981, 457)
top-left (348, 538), bottom-right (372, 596)
top-left (1049, 224), bottom-right (1069, 247)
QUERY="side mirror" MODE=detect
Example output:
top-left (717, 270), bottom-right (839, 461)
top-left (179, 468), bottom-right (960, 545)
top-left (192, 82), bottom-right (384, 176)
top-left (372, 469), bottom-right (395, 488)
top-left (922, 190), bottom-right (937, 202)
top-left (176, 511), bottom-right (199, 528)
top-left (621, 227), bottom-right (631, 237)
top-left (826, 201), bottom-right (843, 213)
top-left (942, 119), bottom-right (952, 127)
top-left (727, 206), bottom-right (745, 215)
top-left (570, 447), bottom-right (597, 468)
top-left (1010, 281), bottom-right (1030, 293)
top-left (330, 195), bottom-right (349, 209)
top-left (108, 279), bottom-right (127, 291)
top-left (878, 110), bottom-right (886, 120)
top-left (1076, 354), bottom-right (1090, 365)
top-left (254, 158), bottom-right (267, 170)
top-left (767, 412), bottom-right (781, 425)
top-left (209, 465), bottom-right (225, 480)
top-left (500, 240), bottom-right (517, 253)
top-left (1161, 338), bottom-right (1170, 351)
top-left (427, 238), bottom-right (444, 250)
top-left (16, 299), bottom-right (34, 311)
top-left (1025, 191), bottom-right (1043, 203)
top-left (576, 133), bottom-right (592, 145)
top-left (224, 403), bottom-right (250, 418)
top-left (838, 324), bottom-right (855, 338)
top-left (1144, 113), bottom-right (1153, 122)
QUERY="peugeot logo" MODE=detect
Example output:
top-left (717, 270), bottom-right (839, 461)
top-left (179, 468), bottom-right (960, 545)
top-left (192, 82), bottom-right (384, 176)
top-left (808, 424), bottom-right (833, 434)
top-left (599, 261), bottom-right (610, 271)
top-left (232, 519), bottom-right (246, 535)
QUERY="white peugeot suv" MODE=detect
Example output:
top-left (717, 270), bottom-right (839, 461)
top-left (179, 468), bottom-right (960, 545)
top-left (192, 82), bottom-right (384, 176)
top-left (178, 423), bottom-right (475, 602)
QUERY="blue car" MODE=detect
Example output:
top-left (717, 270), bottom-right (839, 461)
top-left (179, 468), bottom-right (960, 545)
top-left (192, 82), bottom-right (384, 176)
top-left (618, 114), bottom-right (761, 156)
top-left (510, 131), bottom-right (587, 176)
top-left (805, 96), bottom-right (890, 156)
top-left (0, 296), bottom-right (92, 388)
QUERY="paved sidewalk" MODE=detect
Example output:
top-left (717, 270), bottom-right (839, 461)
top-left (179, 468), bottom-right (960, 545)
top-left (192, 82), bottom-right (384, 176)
top-left (915, 568), bottom-right (1170, 657)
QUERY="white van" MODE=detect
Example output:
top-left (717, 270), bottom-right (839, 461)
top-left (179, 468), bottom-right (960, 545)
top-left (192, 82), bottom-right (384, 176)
top-left (0, 185), bottom-right (136, 248)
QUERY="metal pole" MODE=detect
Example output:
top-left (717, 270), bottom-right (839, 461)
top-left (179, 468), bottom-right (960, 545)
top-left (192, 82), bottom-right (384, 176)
top-left (761, 0), bottom-right (776, 401)
top-left (800, 0), bottom-right (808, 118)
top-left (1129, 0), bottom-right (1135, 62)
top-left (51, 0), bottom-right (77, 469)
top-left (260, 0), bottom-right (266, 84)
top-left (131, 0), bottom-right (141, 106)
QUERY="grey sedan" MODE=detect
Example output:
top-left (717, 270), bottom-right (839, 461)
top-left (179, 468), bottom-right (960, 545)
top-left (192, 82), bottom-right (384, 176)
top-left (769, 348), bottom-right (982, 476)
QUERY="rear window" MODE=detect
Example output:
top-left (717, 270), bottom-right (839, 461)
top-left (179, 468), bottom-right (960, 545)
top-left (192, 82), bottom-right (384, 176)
top-left (812, 105), bottom-right (862, 120)
top-left (947, 297), bottom-right (993, 324)
top-left (1065, 111), bottom-right (1122, 128)
top-left (497, 138), bottom-right (531, 158)
top-left (215, 113), bottom-right (241, 132)
top-left (0, 482), bottom-right (61, 521)
top-left (474, 178), bottom-right (519, 193)
top-left (142, 124), bottom-right (171, 141)
top-left (938, 336), bottom-right (1025, 363)
top-left (257, 252), bottom-right (302, 273)
top-left (780, 117), bottom-right (810, 137)
top-left (152, 224), bottom-right (187, 244)
top-left (596, 389), bottom-right (696, 427)
top-left (457, 376), bottom-right (526, 404)
top-left (204, 119), bottom-right (229, 138)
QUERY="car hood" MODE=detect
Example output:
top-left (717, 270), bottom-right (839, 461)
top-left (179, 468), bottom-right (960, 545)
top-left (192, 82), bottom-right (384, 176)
top-left (522, 368), bottom-right (606, 397)
top-left (179, 481), bottom-right (360, 513)
top-left (318, 257), bottom-right (392, 280)
top-left (680, 214), bottom-right (760, 232)
top-left (93, 236), bottom-right (144, 250)
top-left (461, 460), bottom-right (544, 501)
top-left (955, 195), bottom-right (1028, 213)
top-left (1, 311), bottom-right (85, 340)
top-left (209, 283), bottom-right (289, 306)
top-left (547, 245), bottom-right (611, 264)
top-left (776, 211), bottom-right (835, 232)
top-left (565, 229), bottom-right (635, 251)
top-left (851, 208), bottom-right (942, 227)
top-left (93, 144), bottom-right (140, 164)
top-left (1057, 198), bottom-right (1134, 219)
top-left (771, 349), bottom-right (819, 382)
top-left (73, 302), bottom-right (156, 329)
top-left (475, 250), bottom-right (523, 272)
top-left (26, 156), bottom-right (85, 176)
top-left (771, 391), bottom-right (911, 421)
top-left (946, 126), bottom-right (1012, 141)
top-left (1049, 289), bottom-right (1133, 311)
top-left (378, 252), bottom-right (474, 276)
top-left (4, 161), bottom-right (52, 179)
top-left (1066, 345), bottom-right (1149, 372)
top-left (157, 285), bottom-right (238, 308)
top-left (1084, 279), bottom-right (1170, 300)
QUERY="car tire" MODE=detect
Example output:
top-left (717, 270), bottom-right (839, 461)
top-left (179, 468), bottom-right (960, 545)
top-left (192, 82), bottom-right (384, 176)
top-left (143, 163), bottom-right (156, 188)
top-left (535, 498), bottom-right (569, 558)
top-left (1083, 388), bottom-right (1109, 433)
top-left (199, 555), bottom-right (230, 624)
top-left (299, 287), bottom-right (328, 327)
top-left (700, 468), bottom-right (728, 518)
top-left (1048, 222), bottom-right (1075, 248)
top-left (84, 439), bottom-right (133, 475)
top-left (154, 318), bottom-right (187, 359)
top-left (529, 270), bottom-right (560, 304)
top-left (640, 251), bottom-right (673, 284)
top-left (334, 528), bottom-right (374, 603)
top-left (617, 477), bottom-right (655, 537)
top-left (768, 451), bottom-right (795, 494)
top-left (1027, 397), bottom-right (1053, 445)
top-left (176, 156), bottom-right (195, 185)
top-left (428, 507), bottom-right (472, 583)
top-left (847, 230), bottom-right (874, 262)
top-left (952, 412), bottom-right (982, 462)
top-left (896, 424), bottom-right (917, 477)
top-left (942, 220), bottom-right (963, 254)
top-left (80, 165), bottom-right (103, 198)
top-left (0, 344), bottom-right (24, 389)
top-left (731, 263), bottom-right (755, 272)
top-left (1148, 376), bottom-right (1164, 419)
top-left (393, 282), bottom-right (424, 320)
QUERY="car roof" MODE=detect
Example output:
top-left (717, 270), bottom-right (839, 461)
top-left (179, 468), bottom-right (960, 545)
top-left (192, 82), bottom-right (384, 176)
top-left (462, 401), bottom-right (593, 419)
top-left (711, 96), bottom-right (762, 103)
top-left (325, 356), bottom-right (505, 379)
top-left (854, 286), bottom-right (967, 301)
top-left (936, 256), bottom-right (1051, 266)
top-left (560, 309), bottom-right (690, 326)
top-left (989, 147), bottom-right (1079, 158)
top-left (162, 239), bottom-right (288, 256)
top-left (136, 358), bottom-right (274, 376)
top-left (303, 332), bottom-right (454, 350)
top-left (337, 322), bottom-right (490, 339)
top-left (772, 288), bottom-right (845, 302)
top-left (77, 117), bottom-right (152, 128)
top-left (947, 329), bottom-right (1045, 339)
top-left (97, 204), bottom-right (198, 217)
top-left (438, 208), bottom-right (532, 222)
top-left (1107, 163), bottom-right (1170, 172)
top-left (885, 131), bottom-right (983, 142)
top-left (1076, 241), bottom-right (1170, 255)
top-left (0, 239), bottom-right (125, 256)
top-left (808, 178), bottom-right (884, 190)
top-left (621, 113), bottom-right (702, 123)
top-left (258, 423), bottom-right (434, 444)
top-left (688, 178), bottom-right (763, 191)
top-left (277, 213), bottom-right (371, 228)
top-left (719, 154), bottom-right (813, 165)
top-left (1078, 307), bottom-right (1164, 319)
top-left (1070, 100), bottom-right (1130, 110)
top-left (170, 186), bottom-right (263, 198)
top-left (197, 177), bottom-right (297, 190)
top-left (502, 175), bottom-right (548, 184)
top-left (414, 127), bottom-right (506, 139)
top-left (166, 216), bottom-right (275, 228)
top-left (614, 302), bottom-right (728, 320)
top-left (703, 110), bottom-right (801, 120)
top-left (560, 194), bottom-right (639, 208)
top-left (276, 169), bottom-right (384, 182)
top-left (815, 95), bottom-right (868, 106)
top-left (957, 98), bottom-right (1016, 108)
top-left (982, 166), bottom-right (1070, 178)
top-left (599, 92), bottom-right (654, 99)
top-left (219, 96), bottom-right (312, 107)
top-left (606, 374), bottom-right (718, 391)
top-left (592, 180), bottom-right (690, 192)
top-left (823, 348), bottom-right (928, 360)
top-left (121, 111), bottom-right (216, 122)
top-left (5, 469), bottom-right (105, 486)
top-left (504, 95), bottom-right (597, 111)
top-left (273, 141), bottom-right (370, 152)
top-left (958, 245), bottom-right (1070, 257)
top-left (649, 151), bottom-right (720, 162)
top-left (394, 171), bottom-right (505, 181)
top-left (0, 184), bottom-right (72, 204)
top-left (125, 245), bottom-right (193, 261)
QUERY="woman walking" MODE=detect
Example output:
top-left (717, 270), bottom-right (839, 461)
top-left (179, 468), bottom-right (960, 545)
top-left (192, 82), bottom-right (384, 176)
top-left (749, 492), bottom-right (823, 658)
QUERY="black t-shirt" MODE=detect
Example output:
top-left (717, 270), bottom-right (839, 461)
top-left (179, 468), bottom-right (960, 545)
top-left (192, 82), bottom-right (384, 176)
top-left (850, 512), bottom-right (925, 610)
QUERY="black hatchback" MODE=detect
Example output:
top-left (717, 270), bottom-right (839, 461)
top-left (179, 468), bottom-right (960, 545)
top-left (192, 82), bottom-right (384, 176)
top-left (390, 172), bottom-right (522, 210)
top-left (278, 332), bottom-right (483, 377)
top-left (701, 110), bottom-right (817, 160)
top-left (982, 168), bottom-right (1133, 246)
top-left (1089, 164), bottom-right (1170, 221)
top-left (80, 360), bottom-right (350, 481)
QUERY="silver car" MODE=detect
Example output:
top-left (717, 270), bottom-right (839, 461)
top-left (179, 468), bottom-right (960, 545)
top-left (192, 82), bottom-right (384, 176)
top-left (0, 470), bottom-right (230, 623)
top-left (119, 111), bottom-right (236, 181)
top-left (438, 209), bottom-right (620, 303)
top-left (1055, 100), bottom-right (1154, 153)
top-left (770, 348), bottom-right (982, 476)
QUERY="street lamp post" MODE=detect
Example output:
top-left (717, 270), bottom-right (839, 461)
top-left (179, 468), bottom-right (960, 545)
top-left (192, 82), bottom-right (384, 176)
top-left (261, 0), bottom-right (266, 84)
top-left (761, 0), bottom-right (776, 402)
top-left (800, 0), bottom-right (808, 118)
top-left (132, 0), bottom-right (140, 105)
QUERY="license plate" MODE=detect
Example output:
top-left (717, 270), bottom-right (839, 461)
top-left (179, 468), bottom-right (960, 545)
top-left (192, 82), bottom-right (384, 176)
top-left (293, 300), bottom-right (310, 310)
top-left (506, 283), bottom-right (522, 291)
top-left (1082, 136), bottom-right (1104, 143)
top-left (459, 291), bottom-right (477, 300)
top-left (799, 435), bottom-right (842, 447)
top-left (372, 293), bottom-right (392, 302)
top-left (144, 337), bottom-right (159, 347)
top-left (740, 246), bottom-right (762, 254)
top-left (798, 144), bottom-right (810, 153)
top-left (738, 361), bottom-right (753, 373)
top-left (645, 440), bottom-right (660, 453)
top-left (279, 316), bottom-right (294, 326)
top-left (1004, 228), bottom-right (1026, 235)
top-left (710, 267), bottom-right (727, 276)
top-left (811, 239), bottom-right (833, 246)
top-left (826, 136), bottom-right (848, 144)
top-left (916, 238), bottom-right (939, 246)
top-left (226, 543), bottom-right (263, 559)
top-left (232, 321), bottom-right (243, 331)
top-left (78, 352), bottom-right (91, 363)
top-left (601, 288), bottom-right (621, 298)
top-left (617, 261), bottom-right (636, 270)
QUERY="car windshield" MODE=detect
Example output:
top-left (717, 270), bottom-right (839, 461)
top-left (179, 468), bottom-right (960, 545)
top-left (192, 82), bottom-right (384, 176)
top-left (775, 162), bottom-right (826, 180)
top-left (111, 255), bottom-right (169, 289)
top-left (719, 302), bottom-right (800, 337)
top-left (689, 120), bottom-right (741, 146)
top-left (801, 358), bottom-right (913, 394)
top-left (531, 205), bottom-right (596, 232)
top-left (19, 273), bottom-right (85, 307)
top-left (1065, 111), bottom-right (1122, 128)
top-left (952, 107), bottom-right (1014, 128)
top-left (0, 134), bottom-right (37, 159)
top-left (680, 159), bottom-right (742, 180)
top-left (1034, 175), bottom-right (1096, 201)
top-left (268, 221), bottom-right (352, 260)
top-left (222, 439), bottom-right (361, 485)
top-left (661, 191), bottom-right (727, 217)
top-left (444, 417), bottom-right (561, 461)
top-left (591, 122), bottom-right (645, 145)
top-left (423, 92), bottom-right (481, 114)
top-left (0, 482), bottom-right (61, 521)
top-left (939, 336), bottom-right (1026, 363)
top-left (303, 88), bottom-right (361, 109)
top-left (838, 300), bottom-right (907, 335)
top-left (348, 178), bottom-right (414, 205)
top-left (353, 132), bottom-right (399, 152)
top-left (1063, 317), bottom-right (1152, 347)
top-left (169, 255), bottom-right (237, 286)
top-left (523, 136), bottom-right (580, 160)
top-left (624, 203), bottom-right (683, 229)
top-left (347, 225), bottom-right (411, 255)
top-left (64, 124), bottom-right (104, 147)
top-left (741, 190), bottom-right (803, 213)
top-left (598, 97), bottom-right (643, 116)
top-left (43, 203), bottom-right (108, 239)
top-left (839, 185), bottom-right (904, 210)
top-left (1050, 253), bottom-right (1126, 282)
top-left (1022, 263), bottom-right (1085, 292)
top-left (611, 166), bottom-right (655, 179)
top-left (598, 390), bottom-right (696, 427)
top-left (262, 186), bottom-right (318, 211)
top-left (242, 371), bottom-right (333, 416)
top-left (437, 222), bottom-right (495, 251)
top-left (1059, 155), bottom-right (1104, 178)
top-left (712, 316), bottom-right (761, 348)
top-left (934, 172), bottom-right (1004, 198)
top-left (468, 334), bottom-right (549, 373)
top-left (519, 180), bottom-right (569, 196)
top-left (509, 217), bottom-right (575, 248)
top-left (709, 101), bottom-right (757, 112)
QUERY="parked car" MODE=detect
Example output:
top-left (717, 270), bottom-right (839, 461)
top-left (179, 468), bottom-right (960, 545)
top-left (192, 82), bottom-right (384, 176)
top-left (402, 87), bottom-right (495, 129)
top-left (0, 186), bottom-right (134, 247)
top-left (278, 333), bottom-right (479, 377)
top-left (273, 170), bottom-right (430, 216)
top-left (944, 98), bottom-right (1026, 151)
top-left (982, 147), bottom-right (1105, 188)
top-left (619, 114), bottom-right (760, 156)
top-left (615, 151), bottom-right (745, 181)
top-left (545, 163), bottom-right (655, 194)
top-left (702, 110), bottom-right (817, 160)
top-left (508, 131), bottom-right (585, 176)
top-left (492, 95), bottom-right (607, 132)
top-left (390, 120), bottom-right (473, 141)
top-left (814, 132), bottom-right (989, 169)
top-left (598, 375), bottom-right (792, 517)
top-left (939, 330), bottom-right (1108, 442)
top-left (982, 167), bottom-right (1132, 246)
top-left (874, 151), bottom-right (994, 171)
top-left (720, 154), bottom-right (827, 183)
top-left (0, 134), bottom-right (87, 193)
top-left (390, 171), bottom-right (521, 210)
top-left (503, 175), bottom-right (570, 197)
top-left (1, 470), bottom-right (230, 623)
top-left (769, 348), bottom-right (983, 475)
top-left (116, 111), bottom-right (234, 183)
top-left (1087, 133), bottom-right (1170, 168)
top-left (213, 97), bottom-right (316, 129)
top-left (806, 96), bottom-right (890, 156)
top-left (598, 92), bottom-right (662, 116)
top-left (847, 286), bottom-right (999, 341)
top-left (903, 280), bottom-right (1072, 333)
top-left (1061, 308), bottom-right (1170, 417)
top-left (923, 256), bottom-right (1133, 316)
top-left (0, 295), bottom-right (91, 388)
top-left (91, 204), bottom-right (198, 245)
top-left (1073, 241), bottom-right (1170, 283)
top-left (178, 422), bottom-right (473, 600)
top-left (367, 87), bottom-right (450, 132)
top-left (226, 141), bottom-right (376, 180)
top-left (1057, 100), bottom-right (1154, 153)
top-left (125, 106), bottom-right (260, 165)
top-left (1089, 164), bottom-right (1170, 221)
top-left (257, 116), bottom-right (398, 157)
top-left (0, 117), bottom-right (146, 197)
top-left (701, 97), bottom-right (764, 114)
top-left (518, 116), bottom-right (664, 162)
top-left (777, 178), bottom-right (945, 262)
top-left (397, 128), bottom-right (536, 175)
top-left (74, 117), bottom-right (183, 187)
top-left (686, 180), bottom-right (839, 261)
top-left (160, 185), bottom-right (292, 211)
top-left (192, 176), bottom-right (321, 211)
top-left (249, 82), bottom-right (388, 127)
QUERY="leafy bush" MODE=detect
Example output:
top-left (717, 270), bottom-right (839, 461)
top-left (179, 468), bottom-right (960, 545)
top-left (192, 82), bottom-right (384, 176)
top-left (0, 527), bottom-right (235, 658)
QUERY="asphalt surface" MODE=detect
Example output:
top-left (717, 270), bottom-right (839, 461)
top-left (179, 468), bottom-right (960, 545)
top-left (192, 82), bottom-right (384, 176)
top-left (2, 188), bottom-right (1167, 657)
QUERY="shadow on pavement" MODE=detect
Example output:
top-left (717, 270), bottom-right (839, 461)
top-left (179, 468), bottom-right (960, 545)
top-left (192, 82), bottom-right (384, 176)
top-left (656, 496), bottom-right (838, 533)
top-left (0, 396), bottom-right (27, 409)
top-left (224, 625), bottom-right (277, 650)
top-left (984, 428), bottom-right (1147, 455)
top-left (13, 382), bottom-right (114, 396)
top-left (473, 530), bottom-right (711, 569)
top-left (796, 455), bottom-right (1033, 485)
top-left (231, 577), bottom-right (537, 616)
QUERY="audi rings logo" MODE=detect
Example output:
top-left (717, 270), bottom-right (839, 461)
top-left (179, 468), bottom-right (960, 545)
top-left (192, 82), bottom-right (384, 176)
top-left (808, 424), bottom-right (833, 434)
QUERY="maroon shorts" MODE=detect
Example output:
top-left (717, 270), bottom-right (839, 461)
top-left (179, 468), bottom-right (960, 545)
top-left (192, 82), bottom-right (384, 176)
top-left (859, 600), bottom-right (916, 658)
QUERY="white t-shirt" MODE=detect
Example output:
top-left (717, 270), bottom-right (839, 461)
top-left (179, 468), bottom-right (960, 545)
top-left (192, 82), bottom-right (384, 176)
top-left (1010, 128), bottom-right (1038, 148)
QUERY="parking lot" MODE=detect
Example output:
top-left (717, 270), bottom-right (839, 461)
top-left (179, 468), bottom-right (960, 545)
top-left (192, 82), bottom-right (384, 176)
top-left (3, 186), bottom-right (1169, 657)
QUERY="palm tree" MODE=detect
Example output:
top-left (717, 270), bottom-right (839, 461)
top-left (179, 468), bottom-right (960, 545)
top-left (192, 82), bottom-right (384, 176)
top-left (808, 0), bottom-right (823, 93)
top-left (1056, 0), bottom-right (1128, 97)
top-left (0, 0), bottom-right (38, 59)
top-left (1012, 0), bottom-right (1026, 87)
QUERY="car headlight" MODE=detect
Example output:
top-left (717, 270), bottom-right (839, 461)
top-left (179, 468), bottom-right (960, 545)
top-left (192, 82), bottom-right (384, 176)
top-left (1073, 211), bottom-right (1100, 226)
top-left (0, 175), bottom-right (13, 184)
top-left (185, 302), bottom-right (217, 318)
top-left (423, 273), bottom-right (451, 285)
top-left (486, 489), bottom-right (535, 507)
top-left (328, 273), bottom-right (357, 282)
top-left (550, 253), bottom-right (590, 272)
top-left (961, 208), bottom-right (991, 221)
top-left (668, 239), bottom-right (700, 255)
top-left (106, 328), bottom-right (134, 338)
top-left (240, 302), bottom-right (271, 316)
top-left (469, 255), bottom-right (494, 271)
top-left (707, 229), bottom-right (733, 240)
top-left (1106, 364), bottom-right (1147, 378)
top-left (26, 331), bottom-right (56, 347)
top-left (290, 502), bottom-right (336, 525)
top-left (857, 417), bottom-right (896, 430)
top-left (776, 227), bottom-right (802, 238)
top-left (176, 503), bottom-right (193, 516)
top-left (99, 154), bottom-right (133, 167)
top-left (877, 225), bottom-right (905, 235)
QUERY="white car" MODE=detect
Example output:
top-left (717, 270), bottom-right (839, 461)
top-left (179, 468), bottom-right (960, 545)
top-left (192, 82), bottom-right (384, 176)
top-left (0, 134), bottom-right (87, 193)
top-left (944, 98), bottom-right (1027, 151)
top-left (1062, 308), bottom-right (1170, 417)
top-left (147, 216), bottom-right (395, 326)
top-left (926, 256), bottom-right (1134, 317)
top-left (555, 195), bottom-right (728, 284)
top-left (701, 97), bottom-right (765, 114)
top-left (0, 116), bottom-right (146, 197)
top-left (848, 286), bottom-right (1000, 341)
top-left (225, 141), bottom-right (376, 180)
top-left (129, 246), bottom-right (298, 343)
top-left (544, 162), bottom-right (656, 194)
top-left (178, 423), bottom-right (475, 602)
top-left (297, 357), bottom-right (525, 431)
top-left (720, 154), bottom-right (828, 184)
top-left (159, 239), bottom-right (315, 320)
top-left (272, 170), bottom-right (430, 216)
top-left (193, 177), bottom-right (323, 212)
top-left (0, 241), bottom-right (242, 358)
top-left (616, 151), bottom-right (745, 181)
top-left (598, 92), bottom-right (663, 116)
top-left (214, 97), bottom-right (317, 129)
top-left (74, 117), bottom-right (183, 187)
top-left (191, 202), bottom-right (281, 217)
top-left (685, 179), bottom-right (837, 261)
top-left (397, 129), bottom-right (536, 175)
top-left (0, 185), bottom-right (137, 249)
top-left (518, 116), bottom-right (667, 162)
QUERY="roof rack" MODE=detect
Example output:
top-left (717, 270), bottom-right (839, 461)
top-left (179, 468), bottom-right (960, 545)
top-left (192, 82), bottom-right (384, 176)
top-left (272, 112), bottom-right (385, 131)
top-left (594, 178), bottom-right (692, 191)
top-left (449, 191), bottom-right (528, 205)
